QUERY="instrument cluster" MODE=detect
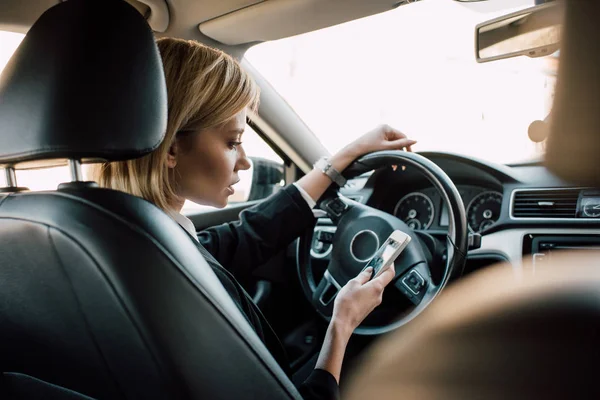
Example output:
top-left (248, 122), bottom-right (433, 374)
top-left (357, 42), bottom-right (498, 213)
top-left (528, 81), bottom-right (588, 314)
top-left (392, 186), bottom-right (503, 233)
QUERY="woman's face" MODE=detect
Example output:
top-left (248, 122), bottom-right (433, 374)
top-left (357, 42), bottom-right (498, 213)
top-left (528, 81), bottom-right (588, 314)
top-left (169, 109), bottom-right (251, 209)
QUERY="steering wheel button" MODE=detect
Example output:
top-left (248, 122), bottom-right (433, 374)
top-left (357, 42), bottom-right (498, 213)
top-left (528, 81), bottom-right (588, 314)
top-left (318, 231), bottom-right (334, 243)
top-left (402, 270), bottom-right (426, 295)
top-left (324, 198), bottom-right (348, 217)
top-left (394, 280), bottom-right (413, 297)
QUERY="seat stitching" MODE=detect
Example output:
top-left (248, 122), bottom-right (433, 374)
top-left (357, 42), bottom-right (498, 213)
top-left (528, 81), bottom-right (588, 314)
top-left (0, 194), bottom-right (10, 208)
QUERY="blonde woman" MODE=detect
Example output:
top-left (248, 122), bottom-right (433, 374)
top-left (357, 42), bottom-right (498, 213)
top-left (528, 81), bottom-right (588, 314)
top-left (95, 37), bottom-right (416, 399)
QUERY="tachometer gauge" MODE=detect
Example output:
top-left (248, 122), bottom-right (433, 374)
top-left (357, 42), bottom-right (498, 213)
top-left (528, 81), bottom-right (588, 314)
top-left (467, 191), bottom-right (503, 233)
top-left (394, 192), bottom-right (435, 230)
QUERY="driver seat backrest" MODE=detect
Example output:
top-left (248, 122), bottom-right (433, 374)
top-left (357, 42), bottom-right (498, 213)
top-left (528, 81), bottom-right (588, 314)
top-left (0, 1), bottom-right (299, 399)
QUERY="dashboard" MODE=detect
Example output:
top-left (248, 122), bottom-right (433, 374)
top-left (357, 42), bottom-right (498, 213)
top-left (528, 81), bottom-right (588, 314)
top-left (332, 152), bottom-right (600, 272)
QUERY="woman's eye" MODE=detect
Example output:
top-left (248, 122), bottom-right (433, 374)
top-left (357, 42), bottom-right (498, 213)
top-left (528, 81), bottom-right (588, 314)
top-left (228, 141), bottom-right (243, 150)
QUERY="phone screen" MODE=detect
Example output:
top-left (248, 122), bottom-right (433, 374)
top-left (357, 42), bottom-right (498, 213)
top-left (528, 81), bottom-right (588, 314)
top-left (365, 238), bottom-right (401, 278)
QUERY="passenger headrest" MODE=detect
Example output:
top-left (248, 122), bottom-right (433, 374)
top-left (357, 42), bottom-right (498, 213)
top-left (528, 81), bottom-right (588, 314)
top-left (0, 0), bottom-right (167, 169)
top-left (345, 252), bottom-right (600, 399)
top-left (545, 1), bottom-right (600, 186)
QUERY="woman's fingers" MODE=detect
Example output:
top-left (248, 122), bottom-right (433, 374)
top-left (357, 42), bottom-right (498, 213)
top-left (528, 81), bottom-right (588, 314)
top-left (378, 263), bottom-right (396, 286)
top-left (354, 267), bottom-right (374, 285)
top-left (332, 264), bottom-right (396, 332)
top-left (386, 138), bottom-right (417, 150)
top-left (365, 264), bottom-right (396, 290)
top-left (382, 125), bottom-right (407, 140)
top-left (380, 125), bottom-right (416, 151)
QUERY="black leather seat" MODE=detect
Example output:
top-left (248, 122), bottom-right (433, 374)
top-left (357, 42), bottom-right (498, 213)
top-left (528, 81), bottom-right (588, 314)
top-left (0, 1), bottom-right (299, 399)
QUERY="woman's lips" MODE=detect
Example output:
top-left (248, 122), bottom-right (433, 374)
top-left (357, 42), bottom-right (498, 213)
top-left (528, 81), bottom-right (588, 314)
top-left (226, 180), bottom-right (239, 195)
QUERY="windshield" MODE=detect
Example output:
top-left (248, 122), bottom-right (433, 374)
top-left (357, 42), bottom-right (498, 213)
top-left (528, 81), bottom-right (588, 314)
top-left (245, 0), bottom-right (558, 165)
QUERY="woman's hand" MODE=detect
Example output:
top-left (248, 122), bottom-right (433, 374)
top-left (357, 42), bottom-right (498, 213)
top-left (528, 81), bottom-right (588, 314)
top-left (331, 264), bottom-right (397, 338)
top-left (296, 124), bottom-right (416, 203)
top-left (331, 124), bottom-right (417, 172)
top-left (314, 265), bottom-right (397, 382)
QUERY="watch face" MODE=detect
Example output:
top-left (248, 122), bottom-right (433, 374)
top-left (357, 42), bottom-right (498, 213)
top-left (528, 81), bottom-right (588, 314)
top-left (315, 157), bottom-right (330, 172)
top-left (315, 157), bottom-right (346, 186)
top-left (582, 197), bottom-right (600, 218)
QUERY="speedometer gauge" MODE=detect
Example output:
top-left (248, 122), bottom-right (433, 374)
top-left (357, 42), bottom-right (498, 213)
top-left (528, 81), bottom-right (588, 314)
top-left (467, 191), bottom-right (503, 233)
top-left (394, 192), bottom-right (435, 230)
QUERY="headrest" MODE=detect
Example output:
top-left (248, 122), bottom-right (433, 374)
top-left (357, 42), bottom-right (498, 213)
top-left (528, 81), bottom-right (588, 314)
top-left (345, 252), bottom-right (600, 399)
top-left (0, 0), bottom-right (167, 169)
top-left (545, 1), bottom-right (600, 186)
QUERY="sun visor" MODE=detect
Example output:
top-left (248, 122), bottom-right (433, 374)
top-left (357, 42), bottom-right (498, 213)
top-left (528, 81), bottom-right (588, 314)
top-left (199, 0), bottom-right (399, 46)
top-left (545, 1), bottom-right (600, 186)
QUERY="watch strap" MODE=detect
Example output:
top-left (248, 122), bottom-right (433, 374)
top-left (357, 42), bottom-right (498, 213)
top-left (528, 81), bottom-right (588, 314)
top-left (314, 157), bottom-right (347, 187)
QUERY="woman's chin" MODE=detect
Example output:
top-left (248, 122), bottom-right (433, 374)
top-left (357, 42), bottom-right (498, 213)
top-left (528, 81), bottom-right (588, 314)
top-left (216, 194), bottom-right (230, 208)
top-left (189, 195), bottom-right (228, 209)
top-left (193, 188), bottom-right (232, 208)
top-left (205, 195), bottom-right (228, 209)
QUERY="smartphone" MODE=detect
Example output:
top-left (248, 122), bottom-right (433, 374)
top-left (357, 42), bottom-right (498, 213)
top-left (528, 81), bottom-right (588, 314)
top-left (364, 230), bottom-right (411, 279)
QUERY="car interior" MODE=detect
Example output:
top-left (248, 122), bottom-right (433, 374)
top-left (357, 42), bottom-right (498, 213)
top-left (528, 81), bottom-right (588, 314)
top-left (0, 0), bottom-right (599, 398)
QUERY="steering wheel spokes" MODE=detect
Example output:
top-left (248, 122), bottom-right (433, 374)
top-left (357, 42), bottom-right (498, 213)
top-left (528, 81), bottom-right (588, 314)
top-left (311, 268), bottom-right (342, 317)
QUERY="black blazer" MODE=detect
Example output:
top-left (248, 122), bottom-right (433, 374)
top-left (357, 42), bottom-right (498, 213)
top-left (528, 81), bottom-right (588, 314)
top-left (189, 184), bottom-right (339, 400)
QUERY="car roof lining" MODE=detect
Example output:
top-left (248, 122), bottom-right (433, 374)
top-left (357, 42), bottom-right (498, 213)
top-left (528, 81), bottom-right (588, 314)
top-left (1, 0), bottom-right (399, 48)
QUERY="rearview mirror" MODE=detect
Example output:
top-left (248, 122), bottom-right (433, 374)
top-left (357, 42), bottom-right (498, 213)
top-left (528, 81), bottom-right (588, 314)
top-left (476, 1), bottom-right (563, 63)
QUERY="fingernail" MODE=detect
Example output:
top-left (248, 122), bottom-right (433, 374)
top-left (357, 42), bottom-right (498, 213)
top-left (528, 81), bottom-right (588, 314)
top-left (365, 267), bottom-right (373, 272)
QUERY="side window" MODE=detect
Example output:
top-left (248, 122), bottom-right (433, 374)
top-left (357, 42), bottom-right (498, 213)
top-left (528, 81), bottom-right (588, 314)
top-left (0, 165), bottom-right (94, 190)
top-left (1, 125), bottom-right (284, 212)
top-left (181, 124), bottom-right (285, 214)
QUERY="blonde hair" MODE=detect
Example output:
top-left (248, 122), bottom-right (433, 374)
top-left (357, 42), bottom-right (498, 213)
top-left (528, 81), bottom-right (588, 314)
top-left (92, 38), bottom-right (260, 211)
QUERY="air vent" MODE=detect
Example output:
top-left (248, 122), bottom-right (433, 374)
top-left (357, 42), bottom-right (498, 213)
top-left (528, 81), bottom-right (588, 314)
top-left (512, 189), bottom-right (579, 218)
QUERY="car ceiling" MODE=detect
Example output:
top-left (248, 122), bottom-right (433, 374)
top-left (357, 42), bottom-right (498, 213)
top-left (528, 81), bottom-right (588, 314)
top-left (1, 0), bottom-right (400, 48)
top-left (0, 0), bottom-right (538, 57)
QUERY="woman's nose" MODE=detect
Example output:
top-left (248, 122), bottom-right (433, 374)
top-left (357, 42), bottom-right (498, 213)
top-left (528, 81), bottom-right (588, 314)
top-left (235, 145), bottom-right (251, 171)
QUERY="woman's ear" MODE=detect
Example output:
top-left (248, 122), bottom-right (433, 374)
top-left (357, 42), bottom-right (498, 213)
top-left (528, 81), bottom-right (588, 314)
top-left (166, 140), bottom-right (178, 169)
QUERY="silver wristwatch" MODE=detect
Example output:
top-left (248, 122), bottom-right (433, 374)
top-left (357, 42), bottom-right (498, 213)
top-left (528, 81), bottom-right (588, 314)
top-left (314, 157), bottom-right (347, 187)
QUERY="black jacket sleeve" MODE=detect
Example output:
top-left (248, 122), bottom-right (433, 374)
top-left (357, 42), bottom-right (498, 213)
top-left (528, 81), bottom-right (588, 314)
top-left (196, 186), bottom-right (340, 399)
top-left (299, 369), bottom-right (340, 400)
top-left (197, 184), bottom-right (315, 278)
top-left (205, 253), bottom-right (340, 400)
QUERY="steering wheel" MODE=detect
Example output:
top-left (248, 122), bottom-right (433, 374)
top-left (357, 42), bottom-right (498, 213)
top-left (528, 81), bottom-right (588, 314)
top-left (296, 151), bottom-right (468, 335)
